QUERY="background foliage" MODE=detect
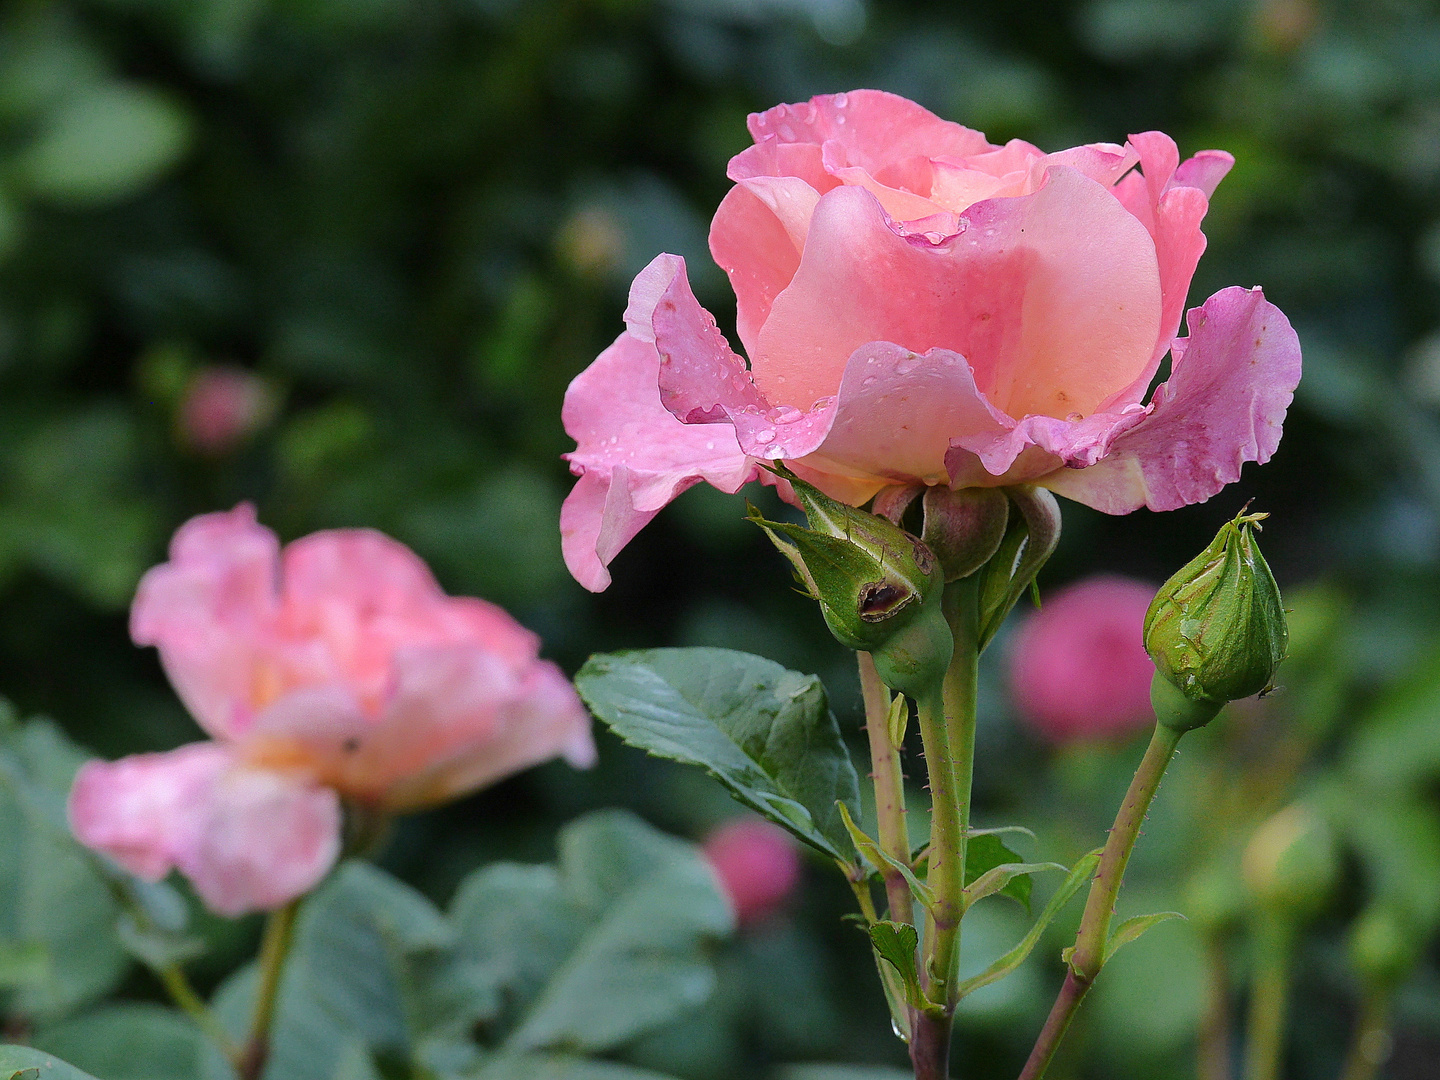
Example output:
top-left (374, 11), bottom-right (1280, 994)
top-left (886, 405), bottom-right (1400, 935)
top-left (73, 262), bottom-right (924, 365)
top-left (1, 0), bottom-right (1439, 1077)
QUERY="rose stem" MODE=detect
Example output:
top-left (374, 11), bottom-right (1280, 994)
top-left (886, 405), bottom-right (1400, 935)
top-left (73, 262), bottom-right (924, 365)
top-left (237, 897), bottom-right (303, 1080)
top-left (1242, 914), bottom-right (1293, 1080)
top-left (859, 651), bottom-right (915, 925)
top-left (1198, 933), bottom-right (1235, 1080)
top-left (1337, 986), bottom-right (1395, 1080)
top-left (158, 961), bottom-right (237, 1060)
top-left (1018, 721), bottom-right (1184, 1080)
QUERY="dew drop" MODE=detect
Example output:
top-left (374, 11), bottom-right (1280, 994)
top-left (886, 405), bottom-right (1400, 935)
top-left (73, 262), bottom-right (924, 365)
top-left (833, 92), bottom-right (848, 107)
top-left (754, 429), bottom-right (776, 444)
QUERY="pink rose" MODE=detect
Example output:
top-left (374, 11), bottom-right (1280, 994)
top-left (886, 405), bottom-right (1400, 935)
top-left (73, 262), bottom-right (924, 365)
top-left (561, 90), bottom-right (1302, 591)
top-left (69, 505), bottom-right (594, 916)
top-left (1007, 575), bottom-right (1157, 743)
top-left (703, 817), bottom-right (801, 925)
top-left (179, 366), bottom-right (276, 455)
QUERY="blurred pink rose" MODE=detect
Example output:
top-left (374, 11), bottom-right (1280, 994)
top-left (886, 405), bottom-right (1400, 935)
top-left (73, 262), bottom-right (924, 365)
top-left (69, 505), bottom-right (594, 916)
top-left (179, 366), bottom-right (276, 455)
top-left (1007, 575), bottom-right (1157, 743)
top-left (561, 89), bottom-right (1301, 590)
top-left (703, 817), bottom-right (802, 925)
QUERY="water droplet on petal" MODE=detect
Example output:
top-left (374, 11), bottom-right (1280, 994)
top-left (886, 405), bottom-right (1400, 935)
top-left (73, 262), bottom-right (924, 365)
top-left (754, 429), bottom-right (776, 444)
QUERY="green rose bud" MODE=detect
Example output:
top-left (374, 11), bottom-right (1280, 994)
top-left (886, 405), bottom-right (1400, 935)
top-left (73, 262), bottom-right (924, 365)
top-left (1143, 508), bottom-right (1288, 728)
top-left (1242, 802), bottom-right (1339, 921)
top-left (1348, 903), bottom-right (1419, 988)
top-left (751, 466), bottom-right (951, 696)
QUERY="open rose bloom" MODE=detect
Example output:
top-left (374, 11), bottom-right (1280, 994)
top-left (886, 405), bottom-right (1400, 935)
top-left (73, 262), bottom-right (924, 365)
top-left (561, 90), bottom-right (1302, 590)
top-left (69, 506), bottom-right (594, 916)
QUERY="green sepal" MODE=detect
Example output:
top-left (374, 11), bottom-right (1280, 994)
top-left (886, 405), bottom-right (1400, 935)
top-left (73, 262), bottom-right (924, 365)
top-left (974, 486), bottom-right (1061, 649)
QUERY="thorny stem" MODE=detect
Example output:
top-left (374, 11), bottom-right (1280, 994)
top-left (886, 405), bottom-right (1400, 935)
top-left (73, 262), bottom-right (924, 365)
top-left (915, 679), bottom-right (961, 1010)
top-left (237, 898), bottom-right (302, 1080)
top-left (1019, 721), bottom-right (1185, 1080)
top-left (859, 651), bottom-right (915, 926)
top-left (1337, 986), bottom-right (1395, 1080)
top-left (940, 577), bottom-right (980, 1012)
top-left (1243, 915), bottom-right (1293, 1080)
top-left (909, 1008), bottom-right (953, 1080)
top-left (1198, 934), bottom-right (1235, 1080)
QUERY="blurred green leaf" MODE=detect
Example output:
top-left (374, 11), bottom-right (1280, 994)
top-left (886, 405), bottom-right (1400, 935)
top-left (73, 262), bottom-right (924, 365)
top-left (0, 1046), bottom-right (99, 1078)
top-left (32, 1003), bottom-right (226, 1080)
top-left (452, 810), bottom-right (734, 1055)
top-left (17, 82), bottom-right (191, 206)
top-left (775, 1068), bottom-right (912, 1080)
top-left (475, 1056), bottom-right (684, 1080)
top-left (576, 649), bottom-right (860, 863)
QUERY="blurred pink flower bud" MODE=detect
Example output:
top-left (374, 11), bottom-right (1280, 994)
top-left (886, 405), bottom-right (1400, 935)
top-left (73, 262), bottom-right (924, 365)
top-left (703, 817), bottom-right (801, 925)
top-left (69, 505), bottom-right (595, 916)
top-left (1007, 575), bottom-right (1157, 743)
top-left (179, 366), bottom-right (276, 455)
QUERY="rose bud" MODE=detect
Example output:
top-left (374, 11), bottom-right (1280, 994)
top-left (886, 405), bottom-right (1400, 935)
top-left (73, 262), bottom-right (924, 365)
top-left (703, 817), bottom-right (802, 926)
top-left (179, 365), bottom-right (277, 455)
top-left (69, 505), bottom-right (594, 916)
top-left (1241, 802), bottom-right (1339, 921)
top-left (1007, 575), bottom-right (1157, 743)
top-left (1144, 508), bottom-right (1288, 731)
top-left (749, 467), bottom-right (951, 696)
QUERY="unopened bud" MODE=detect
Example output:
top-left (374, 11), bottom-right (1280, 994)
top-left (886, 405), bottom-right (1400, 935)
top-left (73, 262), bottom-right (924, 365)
top-left (1144, 509), bottom-right (1287, 728)
top-left (1349, 903), bottom-right (1418, 988)
top-left (1242, 803), bottom-right (1339, 920)
top-left (751, 467), bottom-right (950, 695)
top-left (975, 486), bottom-right (1062, 648)
top-left (922, 486), bottom-right (1010, 581)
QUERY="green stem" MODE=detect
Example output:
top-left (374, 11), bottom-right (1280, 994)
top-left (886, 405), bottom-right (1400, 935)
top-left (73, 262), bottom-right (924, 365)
top-left (1337, 986), bottom-right (1394, 1080)
top-left (859, 651), bottom-right (915, 926)
top-left (237, 898), bottom-right (302, 1080)
top-left (940, 578), bottom-right (980, 1011)
top-left (1198, 934), bottom-right (1235, 1080)
top-left (915, 679), bottom-right (962, 1009)
top-left (158, 962), bottom-right (238, 1060)
top-left (1243, 915), bottom-right (1293, 1080)
top-left (1019, 721), bottom-right (1184, 1080)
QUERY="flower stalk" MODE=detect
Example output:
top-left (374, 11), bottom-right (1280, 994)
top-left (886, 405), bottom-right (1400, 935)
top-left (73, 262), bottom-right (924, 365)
top-left (859, 651), bottom-right (914, 926)
top-left (1019, 719), bottom-right (1184, 1080)
top-left (238, 897), bottom-right (302, 1080)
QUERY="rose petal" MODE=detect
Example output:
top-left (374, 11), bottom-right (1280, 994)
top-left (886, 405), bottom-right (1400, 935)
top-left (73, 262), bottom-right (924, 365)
top-left (69, 744), bottom-right (340, 917)
top-left (130, 505), bottom-right (280, 741)
top-left (1042, 287), bottom-right (1301, 513)
top-left (710, 181), bottom-right (817, 356)
top-left (754, 168), bottom-right (1161, 421)
top-left (748, 90), bottom-right (993, 173)
top-left (562, 269), bottom-right (759, 590)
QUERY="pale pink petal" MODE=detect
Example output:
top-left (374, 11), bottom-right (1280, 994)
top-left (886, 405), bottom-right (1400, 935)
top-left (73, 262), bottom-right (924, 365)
top-left (747, 91), bottom-right (994, 172)
top-left (1174, 150), bottom-right (1235, 198)
top-left (367, 652), bottom-right (594, 811)
top-left (754, 169), bottom-right (1161, 421)
top-left (727, 140), bottom-right (835, 190)
top-left (179, 766), bottom-right (341, 917)
top-left (1045, 142), bottom-right (1140, 188)
top-left (709, 181), bottom-right (814, 358)
top-left (1042, 287), bottom-right (1301, 513)
top-left (69, 743), bottom-right (233, 881)
top-left (561, 292), bottom-right (758, 591)
top-left (822, 143), bottom-right (949, 222)
top-left (946, 402), bottom-right (1150, 482)
top-left (130, 505), bottom-right (280, 741)
top-left (68, 744), bottom-right (340, 917)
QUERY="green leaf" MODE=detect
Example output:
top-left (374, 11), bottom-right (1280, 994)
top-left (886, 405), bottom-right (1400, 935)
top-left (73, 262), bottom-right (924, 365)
top-left (475, 1055), bottom-right (684, 1080)
top-left (867, 921), bottom-right (922, 1008)
top-left (0, 940), bottom-right (48, 989)
top-left (964, 833), bottom-right (1039, 911)
top-left (776, 1068), bottom-right (913, 1080)
top-left (1104, 912), bottom-right (1187, 964)
top-left (495, 811), bottom-right (734, 1054)
top-left (954, 850), bottom-right (1100, 1000)
top-left (0, 719), bottom-right (129, 1018)
top-left (18, 82), bottom-right (191, 206)
top-left (963, 861), bottom-right (1067, 912)
top-left (212, 861), bottom-right (453, 1080)
top-left (836, 803), bottom-right (933, 909)
top-left (576, 648), bottom-right (861, 863)
top-left (31, 1004), bottom-right (226, 1080)
top-left (0, 1046), bottom-right (100, 1079)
